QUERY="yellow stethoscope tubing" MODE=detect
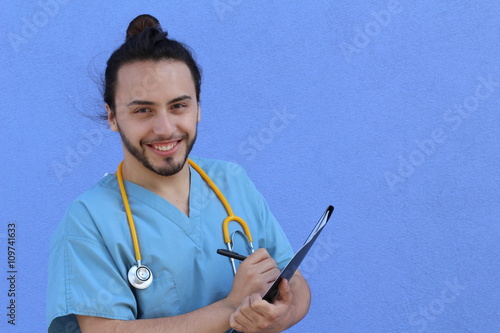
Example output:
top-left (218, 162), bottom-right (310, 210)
top-left (117, 161), bottom-right (142, 262)
top-left (116, 159), bottom-right (254, 265)
top-left (187, 159), bottom-right (254, 245)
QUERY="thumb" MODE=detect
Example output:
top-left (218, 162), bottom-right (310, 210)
top-left (276, 279), bottom-right (292, 305)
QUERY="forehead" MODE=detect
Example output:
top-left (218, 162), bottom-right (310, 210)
top-left (115, 60), bottom-right (195, 101)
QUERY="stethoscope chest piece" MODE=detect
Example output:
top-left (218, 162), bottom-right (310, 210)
top-left (128, 264), bottom-right (153, 289)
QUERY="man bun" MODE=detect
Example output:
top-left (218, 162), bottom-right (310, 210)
top-left (126, 14), bottom-right (164, 41)
top-left (103, 13), bottom-right (202, 114)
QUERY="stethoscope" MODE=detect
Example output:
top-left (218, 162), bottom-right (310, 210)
top-left (116, 159), bottom-right (255, 290)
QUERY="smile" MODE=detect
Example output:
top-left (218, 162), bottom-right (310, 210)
top-left (151, 142), bottom-right (177, 151)
top-left (144, 137), bottom-right (185, 157)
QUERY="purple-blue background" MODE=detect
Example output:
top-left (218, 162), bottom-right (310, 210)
top-left (1, 1), bottom-right (499, 332)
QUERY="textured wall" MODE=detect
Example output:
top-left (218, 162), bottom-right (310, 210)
top-left (1, 1), bottom-right (499, 332)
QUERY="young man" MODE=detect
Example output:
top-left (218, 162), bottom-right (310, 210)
top-left (47, 15), bottom-right (310, 333)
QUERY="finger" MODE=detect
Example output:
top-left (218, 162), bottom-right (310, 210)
top-left (229, 297), bottom-right (251, 331)
top-left (239, 256), bottom-right (279, 280)
top-left (246, 293), bottom-right (280, 328)
top-left (249, 292), bottom-right (271, 316)
top-left (245, 248), bottom-right (271, 264)
top-left (276, 279), bottom-right (292, 305)
top-left (231, 296), bottom-right (262, 331)
top-left (244, 293), bottom-right (268, 318)
top-left (260, 265), bottom-right (280, 283)
top-left (230, 311), bottom-right (251, 332)
top-left (251, 257), bottom-right (278, 273)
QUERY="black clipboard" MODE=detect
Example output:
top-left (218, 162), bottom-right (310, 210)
top-left (230, 205), bottom-right (334, 333)
top-left (262, 205), bottom-right (334, 302)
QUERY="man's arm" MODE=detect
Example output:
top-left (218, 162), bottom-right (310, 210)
top-left (77, 299), bottom-right (235, 333)
top-left (76, 248), bottom-right (281, 333)
top-left (229, 270), bottom-right (311, 333)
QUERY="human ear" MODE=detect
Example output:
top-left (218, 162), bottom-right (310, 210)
top-left (106, 104), bottom-right (119, 132)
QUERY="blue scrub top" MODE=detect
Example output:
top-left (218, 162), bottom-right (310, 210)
top-left (47, 157), bottom-right (293, 332)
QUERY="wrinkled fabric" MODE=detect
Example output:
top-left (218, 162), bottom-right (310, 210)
top-left (47, 157), bottom-right (293, 332)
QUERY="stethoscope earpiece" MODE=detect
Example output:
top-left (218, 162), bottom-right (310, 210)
top-left (128, 264), bottom-right (153, 289)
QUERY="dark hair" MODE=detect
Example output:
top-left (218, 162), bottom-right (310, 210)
top-left (103, 14), bottom-right (202, 114)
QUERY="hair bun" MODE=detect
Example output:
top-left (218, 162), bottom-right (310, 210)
top-left (126, 14), bottom-right (164, 41)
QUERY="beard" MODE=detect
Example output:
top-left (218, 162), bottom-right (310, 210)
top-left (117, 123), bottom-right (197, 177)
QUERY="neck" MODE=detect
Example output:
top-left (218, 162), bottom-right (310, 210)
top-left (120, 158), bottom-right (191, 216)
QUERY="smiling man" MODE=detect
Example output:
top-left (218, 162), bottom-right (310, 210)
top-left (47, 14), bottom-right (311, 333)
top-left (109, 60), bottom-right (200, 215)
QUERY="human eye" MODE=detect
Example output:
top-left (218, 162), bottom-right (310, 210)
top-left (170, 103), bottom-right (187, 112)
top-left (171, 103), bottom-right (186, 109)
top-left (134, 107), bottom-right (152, 114)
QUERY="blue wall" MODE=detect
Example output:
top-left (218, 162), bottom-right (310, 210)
top-left (1, 1), bottom-right (499, 332)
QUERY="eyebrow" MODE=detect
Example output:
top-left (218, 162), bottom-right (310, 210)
top-left (127, 95), bottom-right (192, 107)
top-left (169, 95), bottom-right (192, 104)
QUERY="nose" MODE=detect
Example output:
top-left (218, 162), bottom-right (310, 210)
top-left (152, 111), bottom-right (175, 137)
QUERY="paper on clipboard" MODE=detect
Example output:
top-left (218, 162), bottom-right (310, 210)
top-left (229, 205), bottom-right (334, 333)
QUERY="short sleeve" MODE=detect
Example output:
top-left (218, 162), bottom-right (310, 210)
top-left (47, 201), bottom-right (136, 332)
top-left (257, 192), bottom-right (294, 270)
top-left (225, 162), bottom-right (294, 270)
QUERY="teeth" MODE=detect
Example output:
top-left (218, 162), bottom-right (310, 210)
top-left (153, 142), bottom-right (176, 151)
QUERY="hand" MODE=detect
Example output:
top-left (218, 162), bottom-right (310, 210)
top-left (230, 279), bottom-right (293, 333)
top-left (226, 248), bottom-right (280, 308)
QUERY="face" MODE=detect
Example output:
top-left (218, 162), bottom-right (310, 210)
top-left (107, 60), bottom-right (200, 177)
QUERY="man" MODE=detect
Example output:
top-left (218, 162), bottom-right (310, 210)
top-left (47, 14), bottom-right (310, 332)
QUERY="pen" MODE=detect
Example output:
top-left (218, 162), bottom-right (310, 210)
top-left (216, 249), bottom-right (247, 261)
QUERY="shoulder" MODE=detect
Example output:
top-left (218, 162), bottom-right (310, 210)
top-left (189, 156), bottom-right (264, 204)
top-left (189, 156), bottom-right (248, 180)
top-left (76, 173), bottom-right (120, 202)
top-left (50, 174), bottom-right (121, 245)
top-left (66, 174), bottom-right (121, 217)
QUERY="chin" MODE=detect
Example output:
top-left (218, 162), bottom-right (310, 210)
top-left (148, 156), bottom-right (188, 177)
